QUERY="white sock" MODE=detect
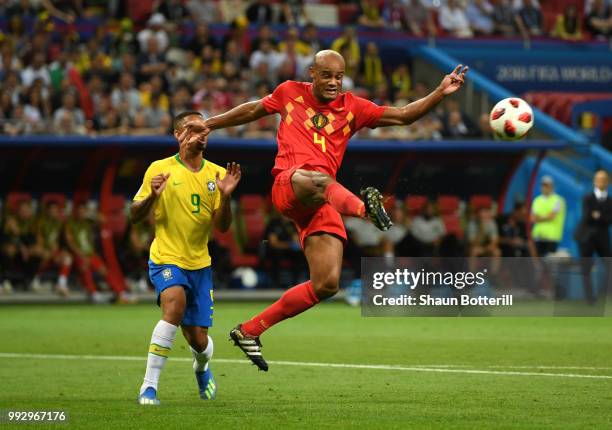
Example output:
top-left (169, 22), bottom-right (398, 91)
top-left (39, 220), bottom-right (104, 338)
top-left (140, 320), bottom-right (177, 395)
top-left (191, 336), bottom-right (214, 372)
top-left (58, 275), bottom-right (67, 288)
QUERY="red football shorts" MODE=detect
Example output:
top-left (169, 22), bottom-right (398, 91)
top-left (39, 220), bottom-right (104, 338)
top-left (271, 166), bottom-right (347, 248)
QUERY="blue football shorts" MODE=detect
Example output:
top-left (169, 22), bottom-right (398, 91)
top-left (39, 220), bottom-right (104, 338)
top-left (148, 260), bottom-right (214, 327)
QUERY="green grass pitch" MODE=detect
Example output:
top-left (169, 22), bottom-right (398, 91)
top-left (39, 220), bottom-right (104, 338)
top-left (1, 302), bottom-right (611, 429)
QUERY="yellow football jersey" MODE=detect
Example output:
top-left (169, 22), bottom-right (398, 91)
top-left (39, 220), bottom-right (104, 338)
top-left (133, 154), bottom-right (226, 270)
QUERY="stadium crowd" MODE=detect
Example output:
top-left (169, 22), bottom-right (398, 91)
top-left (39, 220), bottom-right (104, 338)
top-left (1, 0), bottom-right (610, 138)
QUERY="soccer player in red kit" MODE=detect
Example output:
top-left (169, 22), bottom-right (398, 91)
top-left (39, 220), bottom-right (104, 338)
top-left (183, 50), bottom-right (468, 371)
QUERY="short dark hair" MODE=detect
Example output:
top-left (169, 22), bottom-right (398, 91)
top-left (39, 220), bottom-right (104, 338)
top-left (173, 111), bottom-right (203, 132)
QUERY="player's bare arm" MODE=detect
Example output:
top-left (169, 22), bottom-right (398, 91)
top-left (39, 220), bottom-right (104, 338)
top-left (213, 162), bottom-right (242, 232)
top-left (130, 173), bottom-right (170, 224)
top-left (182, 100), bottom-right (270, 137)
top-left (375, 64), bottom-right (469, 127)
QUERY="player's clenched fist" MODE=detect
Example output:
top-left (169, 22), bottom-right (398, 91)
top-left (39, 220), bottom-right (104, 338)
top-left (151, 173), bottom-right (171, 196)
top-left (216, 162), bottom-right (241, 197)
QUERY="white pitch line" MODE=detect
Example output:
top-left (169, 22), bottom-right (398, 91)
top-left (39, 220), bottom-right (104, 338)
top-left (0, 352), bottom-right (611, 380)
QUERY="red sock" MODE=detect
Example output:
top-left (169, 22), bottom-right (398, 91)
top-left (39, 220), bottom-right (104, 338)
top-left (325, 182), bottom-right (365, 217)
top-left (241, 281), bottom-right (319, 337)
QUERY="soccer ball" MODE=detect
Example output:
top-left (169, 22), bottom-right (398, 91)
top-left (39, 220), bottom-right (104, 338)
top-left (489, 97), bottom-right (534, 140)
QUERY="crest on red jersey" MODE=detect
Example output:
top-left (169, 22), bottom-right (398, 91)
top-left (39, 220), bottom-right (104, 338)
top-left (311, 113), bottom-right (329, 130)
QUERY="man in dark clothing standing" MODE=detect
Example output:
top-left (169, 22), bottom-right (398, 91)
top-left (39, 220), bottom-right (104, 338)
top-left (575, 170), bottom-right (612, 304)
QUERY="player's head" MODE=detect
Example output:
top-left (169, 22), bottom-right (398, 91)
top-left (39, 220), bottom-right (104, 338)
top-left (310, 50), bottom-right (345, 103)
top-left (594, 170), bottom-right (609, 191)
top-left (173, 110), bottom-right (207, 152)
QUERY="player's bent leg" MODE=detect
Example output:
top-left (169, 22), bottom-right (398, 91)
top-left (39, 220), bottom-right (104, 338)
top-left (138, 286), bottom-right (185, 405)
top-left (304, 233), bottom-right (343, 300)
top-left (182, 326), bottom-right (216, 400)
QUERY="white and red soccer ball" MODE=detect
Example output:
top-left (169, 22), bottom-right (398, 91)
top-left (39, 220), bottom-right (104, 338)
top-left (489, 97), bottom-right (534, 140)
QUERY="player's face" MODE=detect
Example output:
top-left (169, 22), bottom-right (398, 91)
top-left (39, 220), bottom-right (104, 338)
top-left (311, 61), bottom-right (344, 102)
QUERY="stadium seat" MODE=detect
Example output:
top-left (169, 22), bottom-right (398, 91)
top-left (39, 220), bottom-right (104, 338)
top-left (437, 195), bottom-right (460, 215)
top-left (101, 195), bottom-right (127, 238)
top-left (442, 214), bottom-right (463, 239)
top-left (405, 195), bottom-right (428, 215)
top-left (213, 228), bottom-right (259, 268)
top-left (41, 193), bottom-right (67, 210)
top-left (469, 195), bottom-right (493, 211)
top-left (6, 192), bottom-right (32, 213)
top-left (240, 194), bottom-right (267, 213)
top-left (383, 194), bottom-right (396, 212)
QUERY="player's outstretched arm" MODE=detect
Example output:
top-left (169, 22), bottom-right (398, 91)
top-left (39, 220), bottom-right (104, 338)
top-left (375, 64), bottom-right (469, 127)
top-left (213, 162), bottom-right (242, 232)
top-left (183, 100), bottom-right (270, 137)
top-left (130, 173), bottom-right (170, 224)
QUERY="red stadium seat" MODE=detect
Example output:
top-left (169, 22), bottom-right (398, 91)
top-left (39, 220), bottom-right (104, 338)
top-left (5, 192), bottom-right (32, 213)
top-left (101, 195), bottom-right (127, 238)
top-left (383, 194), bottom-right (396, 212)
top-left (405, 195), bottom-right (428, 215)
top-left (213, 228), bottom-right (259, 267)
top-left (41, 193), bottom-right (67, 210)
top-left (442, 214), bottom-right (463, 239)
top-left (240, 194), bottom-right (267, 213)
top-left (437, 195), bottom-right (460, 215)
top-left (469, 195), bottom-right (493, 212)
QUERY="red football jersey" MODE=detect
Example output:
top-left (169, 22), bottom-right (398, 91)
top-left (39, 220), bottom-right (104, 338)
top-left (262, 81), bottom-right (387, 178)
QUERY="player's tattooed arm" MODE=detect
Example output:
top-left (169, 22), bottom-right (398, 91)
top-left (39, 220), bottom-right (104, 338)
top-left (375, 64), bottom-right (469, 127)
top-left (130, 173), bottom-right (170, 224)
top-left (213, 162), bottom-right (242, 232)
top-left (183, 101), bottom-right (270, 137)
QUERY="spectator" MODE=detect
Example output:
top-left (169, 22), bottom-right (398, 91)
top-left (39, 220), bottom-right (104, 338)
top-left (439, 0), bottom-right (474, 38)
top-left (466, 0), bottom-right (495, 35)
top-left (492, 0), bottom-right (519, 36)
top-left (111, 72), bottom-right (141, 117)
top-left (249, 40), bottom-right (284, 84)
top-left (476, 112), bottom-right (494, 139)
top-left (187, 23), bottom-right (218, 55)
top-left (31, 201), bottom-right (72, 296)
top-left (331, 27), bottom-right (360, 78)
top-left (137, 13), bottom-right (169, 54)
top-left (278, 26), bottom-right (311, 57)
top-left (499, 202), bottom-right (531, 257)
top-left (53, 92), bottom-right (86, 135)
top-left (467, 207), bottom-right (501, 257)
top-left (125, 211), bottom-right (155, 292)
top-left (137, 37), bottom-right (167, 79)
top-left (301, 22), bottom-right (324, 53)
top-left (282, 0), bottom-right (308, 26)
top-left (585, 0), bottom-right (612, 39)
top-left (517, 0), bottom-right (543, 37)
top-left (186, 0), bottom-right (221, 24)
top-left (443, 110), bottom-right (474, 138)
top-left (552, 5), bottom-right (583, 40)
top-left (531, 176), bottom-right (566, 257)
top-left (262, 210), bottom-right (305, 287)
top-left (382, 205), bottom-right (410, 257)
top-left (41, 0), bottom-right (80, 23)
top-left (344, 216), bottom-right (385, 256)
top-left (251, 24), bottom-right (277, 53)
top-left (0, 200), bottom-right (39, 290)
top-left (358, 0), bottom-right (386, 29)
top-left (408, 200), bottom-right (446, 256)
top-left (156, 0), bottom-right (187, 23)
top-left (575, 170), bottom-right (612, 303)
top-left (21, 51), bottom-right (51, 87)
top-left (390, 63), bottom-right (412, 101)
top-left (361, 42), bottom-right (384, 90)
top-left (65, 201), bottom-right (131, 303)
top-left (246, 0), bottom-right (275, 24)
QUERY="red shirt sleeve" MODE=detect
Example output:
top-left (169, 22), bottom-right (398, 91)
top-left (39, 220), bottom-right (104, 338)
top-left (261, 81), bottom-right (289, 114)
top-left (352, 95), bottom-right (387, 130)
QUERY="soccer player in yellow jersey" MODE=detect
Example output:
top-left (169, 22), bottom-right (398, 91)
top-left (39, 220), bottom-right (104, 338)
top-left (131, 111), bottom-right (241, 405)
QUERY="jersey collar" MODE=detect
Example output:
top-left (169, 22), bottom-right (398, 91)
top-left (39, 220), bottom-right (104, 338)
top-left (175, 153), bottom-right (205, 172)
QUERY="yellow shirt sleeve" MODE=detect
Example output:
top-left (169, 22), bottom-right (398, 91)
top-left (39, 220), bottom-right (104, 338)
top-left (133, 162), bottom-right (162, 201)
